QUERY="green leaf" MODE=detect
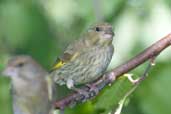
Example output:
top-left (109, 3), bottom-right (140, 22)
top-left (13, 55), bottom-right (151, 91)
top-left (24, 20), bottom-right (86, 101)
top-left (93, 76), bottom-right (134, 114)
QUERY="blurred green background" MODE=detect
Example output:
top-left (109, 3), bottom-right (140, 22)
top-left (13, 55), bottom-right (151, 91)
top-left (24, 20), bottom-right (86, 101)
top-left (0, 0), bottom-right (171, 114)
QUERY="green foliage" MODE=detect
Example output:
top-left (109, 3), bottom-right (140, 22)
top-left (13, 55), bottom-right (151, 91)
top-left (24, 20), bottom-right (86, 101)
top-left (133, 62), bottom-right (171, 114)
top-left (93, 77), bottom-right (133, 114)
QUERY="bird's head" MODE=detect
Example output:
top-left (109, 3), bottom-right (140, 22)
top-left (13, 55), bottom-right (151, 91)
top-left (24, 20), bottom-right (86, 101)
top-left (85, 22), bottom-right (114, 46)
top-left (2, 55), bottom-right (45, 81)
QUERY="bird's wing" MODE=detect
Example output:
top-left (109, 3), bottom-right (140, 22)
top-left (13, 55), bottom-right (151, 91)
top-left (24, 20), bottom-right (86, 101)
top-left (50, 42), bottom-right (82, 72)
top-left (50, 52), bottom-right (79, 71)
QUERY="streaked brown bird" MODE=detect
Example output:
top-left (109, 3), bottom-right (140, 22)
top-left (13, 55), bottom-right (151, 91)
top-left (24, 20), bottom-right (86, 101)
top-left (2, 55), bottom-right (54, 114)
top-left (50, 22), bottom-right (114, 90)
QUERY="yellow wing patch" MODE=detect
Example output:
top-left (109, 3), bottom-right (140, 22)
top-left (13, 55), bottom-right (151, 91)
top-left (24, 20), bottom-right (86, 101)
top-left (50, 52), bottom-right (79, 72)
top-left (52, 60), bottom-right (65, 70)
top-left (50, 59), bottom-right (65, 72)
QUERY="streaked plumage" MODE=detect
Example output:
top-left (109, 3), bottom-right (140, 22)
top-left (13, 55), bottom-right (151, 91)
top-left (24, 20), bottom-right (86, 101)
top-left (51, 22), bottom-right (114, 89)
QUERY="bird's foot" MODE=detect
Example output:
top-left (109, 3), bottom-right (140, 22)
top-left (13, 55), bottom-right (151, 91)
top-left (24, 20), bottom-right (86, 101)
top-left (86, 84), bottom-right (99, 96)
top-left (72, 87), bottom-right (90, 99)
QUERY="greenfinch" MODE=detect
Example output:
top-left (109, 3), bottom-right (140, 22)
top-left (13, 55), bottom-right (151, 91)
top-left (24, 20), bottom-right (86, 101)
top-left (2, 55), bottom-right (54, 114)
top-left (50, 22), bottom-right (114, 90)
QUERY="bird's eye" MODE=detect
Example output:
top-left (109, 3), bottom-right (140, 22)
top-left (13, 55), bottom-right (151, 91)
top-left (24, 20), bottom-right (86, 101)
top-left (16, 63), bottom-right (24, 67)
top-left (95, 27), bottom-right (100, 32)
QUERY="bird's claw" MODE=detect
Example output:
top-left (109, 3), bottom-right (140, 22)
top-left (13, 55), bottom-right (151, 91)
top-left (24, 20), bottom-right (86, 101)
top-left (86, 84), bottom-right (99, 96)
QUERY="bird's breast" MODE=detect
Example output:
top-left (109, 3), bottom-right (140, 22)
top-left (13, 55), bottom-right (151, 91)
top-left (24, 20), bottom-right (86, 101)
top-left (53, 44), bottom-right (114, 85)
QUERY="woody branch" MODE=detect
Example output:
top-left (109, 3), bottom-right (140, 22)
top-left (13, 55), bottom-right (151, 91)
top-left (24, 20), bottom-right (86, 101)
top-left (54, 33), bottom-right (171, 109)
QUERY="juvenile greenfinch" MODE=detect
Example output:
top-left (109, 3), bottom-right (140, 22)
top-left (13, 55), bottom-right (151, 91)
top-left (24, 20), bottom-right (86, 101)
top-left (2, 55), bottom-right (54, 114)
top-left (50, 22), bottom-right (114, 90)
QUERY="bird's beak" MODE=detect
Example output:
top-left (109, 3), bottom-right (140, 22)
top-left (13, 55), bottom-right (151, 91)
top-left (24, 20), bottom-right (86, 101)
top-left (103, 30), bottom-right (114, 39)
top-left (2, 67), bottom-right (18, 77)
top-left (105, 30), bottom-right (115, 36)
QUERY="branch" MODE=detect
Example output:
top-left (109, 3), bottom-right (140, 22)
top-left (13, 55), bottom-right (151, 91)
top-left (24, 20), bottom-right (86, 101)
top-left (54, 33), bottom-right (171, 109)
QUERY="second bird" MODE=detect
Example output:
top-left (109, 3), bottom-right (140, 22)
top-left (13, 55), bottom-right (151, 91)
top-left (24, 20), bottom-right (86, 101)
top-left (50, 22), bottom-right (114, 90)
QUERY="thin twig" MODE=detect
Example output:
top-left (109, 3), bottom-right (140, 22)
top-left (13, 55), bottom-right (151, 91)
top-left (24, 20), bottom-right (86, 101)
top-left (54, 33), bottom-right (171, 109)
